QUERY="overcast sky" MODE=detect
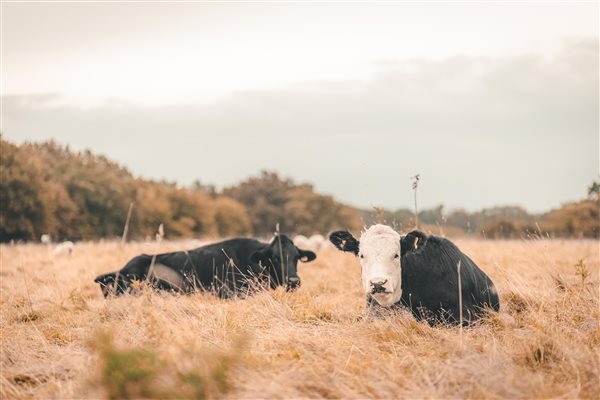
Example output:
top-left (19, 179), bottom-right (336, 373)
top-left (2, 2), bottom-right (598, 213)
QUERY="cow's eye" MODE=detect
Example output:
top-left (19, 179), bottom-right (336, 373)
top-left (394, 254), bottom-right (399, 259)
top-left (359, 253), bottom-right (364, 259)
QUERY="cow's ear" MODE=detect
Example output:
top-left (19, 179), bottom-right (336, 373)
top-left (298, 249), bottom-right (316, 262)
top-left (95, 272), bottom-right (115, 285)
top-left (329, 231), bottom-right (359, 255)
top-left (401, 230), bottom-right (428, 256)
top-left (250, 249), bottom-right (270, 264)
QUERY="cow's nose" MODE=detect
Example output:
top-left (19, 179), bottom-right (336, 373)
top-left (287, 276), bottom-right (301, 289)
top-left (288, 276), bottom-right (300, 285)
top-left (370, 279), bottom-right (388, 294)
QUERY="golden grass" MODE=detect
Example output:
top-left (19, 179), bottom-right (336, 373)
top-left (1, 238), bottom-right (599, 399)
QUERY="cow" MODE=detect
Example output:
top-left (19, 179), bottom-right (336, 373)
top-left (293, 234), bottom-right (327, 253)
top-left (329, 224), bottom-right (499, 325)
top-left (53, 241), bottom-right (74, 256)
top-left (94, 234), bottom-right (316, 299)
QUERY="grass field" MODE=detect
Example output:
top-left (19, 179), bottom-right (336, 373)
top-left (1, 237), bottom-right (599, 399)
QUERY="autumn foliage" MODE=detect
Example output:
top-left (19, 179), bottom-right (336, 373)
top-left (0, 138), bottom-right (361, 242)
top-left (1, 137), bottom-right (597, 242)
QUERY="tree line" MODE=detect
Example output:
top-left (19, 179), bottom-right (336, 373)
top-left (0, 138), bottom-right (361, 242)
top-left (360, 200), bottom-right (599, 239)
top-left (1, 137), bottom-right (597, 242)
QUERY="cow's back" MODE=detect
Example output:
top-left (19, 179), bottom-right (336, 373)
top-left (178, 238), bottom-right (267, 295)
top-left (190, 238), bottom-right (264, 264)
top-left (400, 235), bottom-right (499, 324)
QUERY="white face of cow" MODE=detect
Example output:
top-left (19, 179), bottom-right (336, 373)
top-left (357, 225), bottom-right (402, 306)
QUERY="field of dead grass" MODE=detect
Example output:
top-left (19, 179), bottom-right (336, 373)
top-left (1, 237), bottom-right (599, 399)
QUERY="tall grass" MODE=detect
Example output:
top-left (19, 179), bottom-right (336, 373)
top-left (1, 237), bottom-right (598, 398)
top-left (411, 173), bottom-right (420, 229)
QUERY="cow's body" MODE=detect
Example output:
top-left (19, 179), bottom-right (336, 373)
top-left (95, 235), bottom-right (316, 298)
top-left (394, 230), bottom-right (498, 323)
top-left (330, 225), bottom-right (499, 325)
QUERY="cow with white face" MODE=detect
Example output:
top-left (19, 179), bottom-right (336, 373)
top-left (330, 224), bottom-right (500, 325)
top-left (331, 225), bottom-right (402, 307)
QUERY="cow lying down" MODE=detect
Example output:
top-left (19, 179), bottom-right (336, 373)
top-left (94, 234), bottom-right (316, 299)
top-left (329, 224), bottom-right (499, 325)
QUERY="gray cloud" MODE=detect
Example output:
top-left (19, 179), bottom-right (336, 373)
top-left (2, 38), bottom-right (598, 212)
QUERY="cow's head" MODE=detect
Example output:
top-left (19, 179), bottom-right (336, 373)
top-left (94, 272), bottom-right (128, 297)
top-left (250, 234), bottom-right (316, 291)
top-left (330, 224), bottom-right (402, 306)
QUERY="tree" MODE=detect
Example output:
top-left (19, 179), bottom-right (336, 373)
top-left (168, 187), bottom-right (217, 238)
top-left (214, 197), bottom-right (252, 237)
top-left (0, 139), bottom-right (53, 241)
top-left (190, 179), bottom-right (217, 198)
top-left (223, 171), bottom-right (292, 235)
top-left (419, 205), bottom-right (444, 226)
top-left (588, 179), bottom-right (600, 199)
top-left (224, 171), bottom-right (362, 236)
top-left (542, 199), bottom-right (599, 238)
top-left (0, 138), bottom-right (253, 241)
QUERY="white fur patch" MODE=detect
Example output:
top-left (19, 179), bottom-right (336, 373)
top-left (148, 263), bottom-right (185, 290)
top-left (358, 224), bottom-right (402, 306)
top-left (293, 234), bottom-right (326, 252)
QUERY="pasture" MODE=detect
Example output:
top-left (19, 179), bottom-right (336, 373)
top-left (1, 237), bottom-right (599, 399)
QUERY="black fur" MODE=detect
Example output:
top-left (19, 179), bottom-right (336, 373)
top-left (94, 235), bottom-right (316, 299)
top-left (399, 232), bottom-right (499, 325)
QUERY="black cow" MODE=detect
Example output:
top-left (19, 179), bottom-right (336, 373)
top-left (94, 234), bottom-right (316, 298)
top-left (330, 224), bottom-right (499, 325)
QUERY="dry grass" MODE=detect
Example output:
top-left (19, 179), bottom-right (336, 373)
top-left (1, 238), bottom-right (599, 399)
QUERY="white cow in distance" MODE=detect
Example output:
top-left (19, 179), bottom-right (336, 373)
top-left (293, 234), bottom-right (327, 253)
top-left (53, 241), bottom-right (74, 256)
top-left (41, 235), bottom-right (74, 257)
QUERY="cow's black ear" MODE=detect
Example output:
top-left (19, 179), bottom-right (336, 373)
top-left (298, 249), bottom-right (316, 262)
top-left (401, 230), bottom-right (428, 256)
top-left (95, 272), bottom-right (115, 285)
top-left (329, 231), bottom-right (359, 255)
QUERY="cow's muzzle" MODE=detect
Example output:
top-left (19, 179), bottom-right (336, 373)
top-left (286, 276), bottom-right (301, 291)
top-left (370, 279), bottom-right (388, 294)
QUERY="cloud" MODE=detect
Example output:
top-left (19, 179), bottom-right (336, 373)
top-left (2, 38), bottom-right (598, 212)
